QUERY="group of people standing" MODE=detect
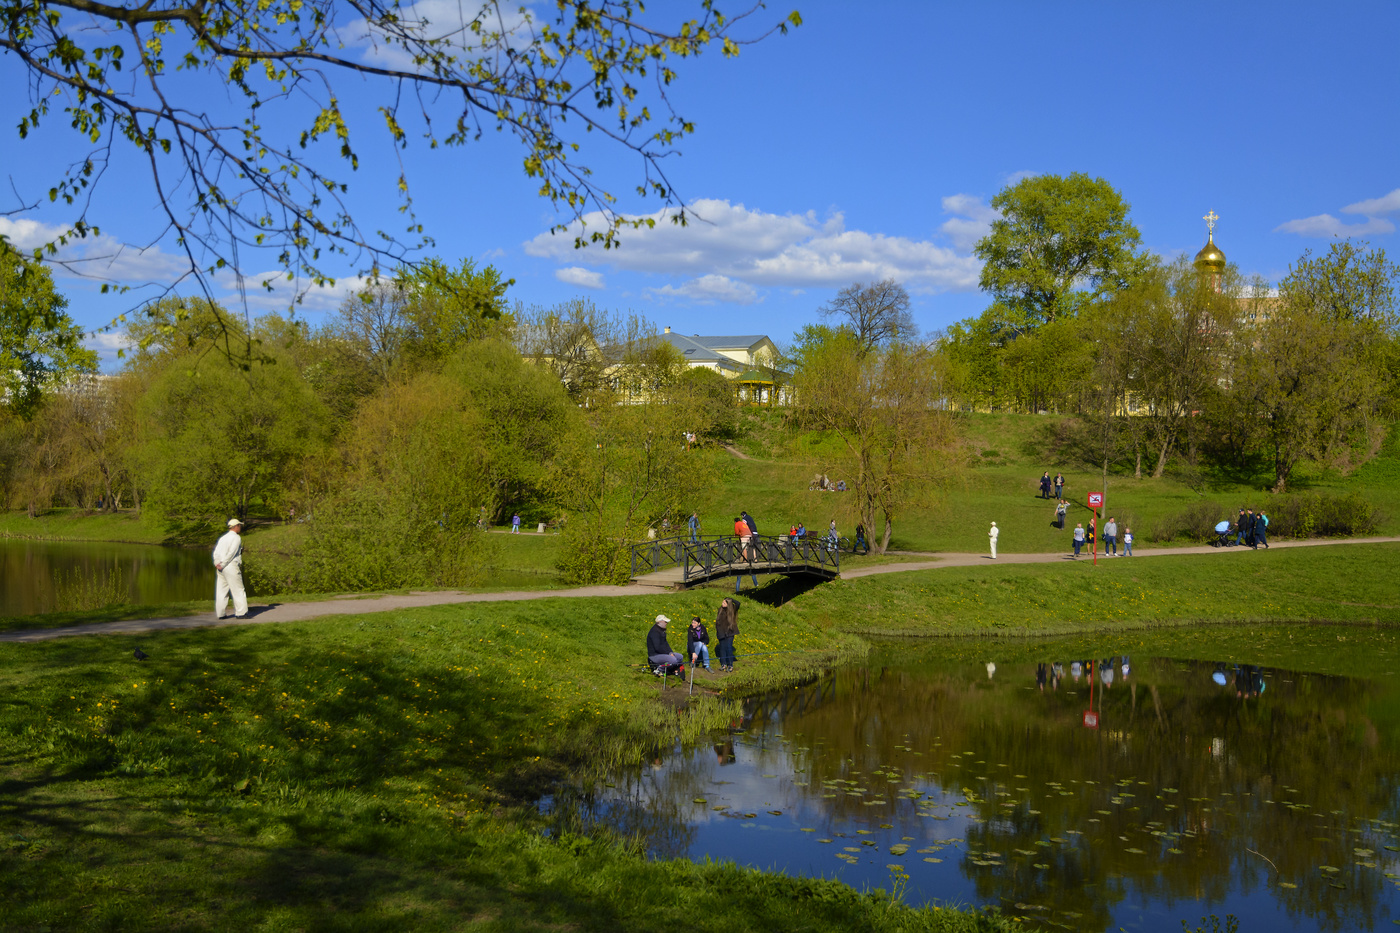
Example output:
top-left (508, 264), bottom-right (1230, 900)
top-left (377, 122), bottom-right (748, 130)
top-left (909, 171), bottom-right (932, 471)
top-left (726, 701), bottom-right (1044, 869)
top-left (646, 597), bottom-right (742, 675)
top-left (1039, 472), bottom-right (1065, 501)
top-left (1070, 516), bottom-right (1133, 558)
top-left (1233, 508), bottom-right (1270, 549)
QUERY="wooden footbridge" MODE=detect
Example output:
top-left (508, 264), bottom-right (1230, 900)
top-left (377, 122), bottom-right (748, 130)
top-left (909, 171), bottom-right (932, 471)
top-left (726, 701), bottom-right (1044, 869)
top-left (630, 534), bottom-right (841, 588)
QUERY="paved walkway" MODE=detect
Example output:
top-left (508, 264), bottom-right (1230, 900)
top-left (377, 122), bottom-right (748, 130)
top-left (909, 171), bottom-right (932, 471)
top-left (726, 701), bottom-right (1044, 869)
top-left (4, 536), bottom-right (1396, 644)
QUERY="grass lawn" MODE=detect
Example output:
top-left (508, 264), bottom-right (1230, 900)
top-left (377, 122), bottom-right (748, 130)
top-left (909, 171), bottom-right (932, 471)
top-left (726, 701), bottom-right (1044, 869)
top-left (0, 507), bottom-right (171, 544)
top-left (4, 545), bottom-right (1399, 930)
top-left (705, 412), bottom-right (1400, 554)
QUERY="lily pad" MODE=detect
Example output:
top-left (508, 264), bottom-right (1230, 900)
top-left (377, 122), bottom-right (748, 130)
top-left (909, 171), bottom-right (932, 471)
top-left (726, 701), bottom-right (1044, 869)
top-left (800, 828), bottom-right (816, 833)
top-left (923, 857), bottom-right (943, 863)
top-left (889, 844), bottom-right (909, 856)
top-left (693, 798), bottom-right (707, 804)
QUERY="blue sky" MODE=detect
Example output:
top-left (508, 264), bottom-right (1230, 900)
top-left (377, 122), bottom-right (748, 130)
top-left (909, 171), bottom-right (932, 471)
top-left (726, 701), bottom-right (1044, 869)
top-left (2, 1), bottom-right (1397, 368)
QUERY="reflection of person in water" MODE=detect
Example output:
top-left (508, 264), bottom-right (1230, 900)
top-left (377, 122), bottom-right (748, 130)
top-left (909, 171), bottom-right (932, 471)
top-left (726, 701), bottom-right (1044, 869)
top-left (1037, 662), bottom-right (1048, 692)
top-left (1100, 658), bottom-right (1114, 689)
top-left (1235, 664), bottom-right (1264, 698)
top-left (1052, 662), bottom-right (1064, 690)
top-left (714, 739), bottom-right (736, 765)
top-left (1070, 660), bottom-right (1083, 683)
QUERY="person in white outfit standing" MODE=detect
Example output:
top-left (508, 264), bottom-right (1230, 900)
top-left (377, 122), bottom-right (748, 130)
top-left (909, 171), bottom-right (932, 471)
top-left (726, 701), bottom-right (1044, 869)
top-left (213, 518), bottom-right (248, 619)
top-left (989, 521), bottom-right (999, 559)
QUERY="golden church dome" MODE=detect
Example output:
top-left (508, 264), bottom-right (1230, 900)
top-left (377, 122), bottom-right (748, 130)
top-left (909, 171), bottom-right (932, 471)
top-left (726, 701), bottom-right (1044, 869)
top-left (1194, 210), bottom-right (1226, 273)
top-left (1194, 235), bottom-right (1226, 272)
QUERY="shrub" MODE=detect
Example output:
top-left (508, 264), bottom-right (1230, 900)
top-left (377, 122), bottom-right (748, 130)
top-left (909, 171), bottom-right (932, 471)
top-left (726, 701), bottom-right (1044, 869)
top-left (1150, 492), bottom-right (1378, 544)
top-left (1149, 501), bottom-right (1226, 544)
top-left (1263, 492), bottom-right (1378, 538)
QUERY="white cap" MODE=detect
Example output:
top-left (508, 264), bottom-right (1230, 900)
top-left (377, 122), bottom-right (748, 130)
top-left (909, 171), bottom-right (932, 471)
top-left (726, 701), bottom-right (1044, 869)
top-left (228, 518), bottom-right (243, 527)
top-left (655, 614), bottom-right (670, 625)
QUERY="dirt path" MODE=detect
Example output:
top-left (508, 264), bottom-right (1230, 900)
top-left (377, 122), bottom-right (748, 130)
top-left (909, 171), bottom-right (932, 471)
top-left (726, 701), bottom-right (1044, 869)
top-left (4, 536), bottom-right (1396, 644)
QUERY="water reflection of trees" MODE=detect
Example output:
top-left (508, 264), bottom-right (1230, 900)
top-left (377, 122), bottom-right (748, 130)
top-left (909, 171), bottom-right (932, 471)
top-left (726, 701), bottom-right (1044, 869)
top-left (580, 653), bottom-right (1400, 932)
top-left (778, 657), bottom-right (1400, 932)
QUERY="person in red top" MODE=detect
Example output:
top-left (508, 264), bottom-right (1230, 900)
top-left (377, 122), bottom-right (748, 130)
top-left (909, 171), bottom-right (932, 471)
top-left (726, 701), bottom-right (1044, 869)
top-left (733, 516), bottom-right (759, 592)
top-left (734, 516), bottom-right (752, 560)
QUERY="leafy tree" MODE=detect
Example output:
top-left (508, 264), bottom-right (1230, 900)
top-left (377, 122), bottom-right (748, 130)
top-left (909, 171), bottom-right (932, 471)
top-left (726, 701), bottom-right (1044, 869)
top-left (791, 329), bottom-right (959, 554)
top-left (0, 248), bottom-right (96, 418)
top-left (283, 338), bottom-right (573, 590)
top-left (139, 346), bottom-right (330, 531)
top-left (974, 173), bottom-right (1147, 329)
top-left (552, 397), bottom-right (715, 584)
top-left (671, 367), bottom-right (739, 441)
top-left (4, 0), bottom-right (799, 307)
top-left (818, 279), bottom-right (916, 353)
top-left (1244, 243), bottom-right (1398, 491)
top-left (399, 258), bottom-right (513, 362)
top-left (1099, 257), bottom-right (1244, 477)
top-left (515, 299), bottom-right (679, 406)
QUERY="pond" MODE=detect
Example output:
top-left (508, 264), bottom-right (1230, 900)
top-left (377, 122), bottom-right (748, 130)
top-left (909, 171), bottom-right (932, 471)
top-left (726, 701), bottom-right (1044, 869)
top-left (0, 538), bottom-right (211, 616)
top-left (550, 626), bottom-right (1400, 932)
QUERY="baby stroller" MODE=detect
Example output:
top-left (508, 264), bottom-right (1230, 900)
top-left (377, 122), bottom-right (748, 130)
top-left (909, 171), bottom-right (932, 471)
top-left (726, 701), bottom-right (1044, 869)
top-left (1213, 520), bottom-right (1232, 548)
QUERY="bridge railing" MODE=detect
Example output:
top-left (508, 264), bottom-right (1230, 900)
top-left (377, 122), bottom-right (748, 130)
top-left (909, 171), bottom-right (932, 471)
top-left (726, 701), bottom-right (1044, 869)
top-left (630, 534), bottom-right (840, 583)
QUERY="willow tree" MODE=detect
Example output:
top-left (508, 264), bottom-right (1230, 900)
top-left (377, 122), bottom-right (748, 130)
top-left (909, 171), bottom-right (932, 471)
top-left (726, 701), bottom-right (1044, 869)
top-left (791, 326), bottom-right (959, 554)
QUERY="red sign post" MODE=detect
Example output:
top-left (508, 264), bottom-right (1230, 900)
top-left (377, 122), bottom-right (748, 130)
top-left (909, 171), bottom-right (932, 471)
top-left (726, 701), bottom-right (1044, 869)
top-left (1087, 492), bottom-right (1103, 565)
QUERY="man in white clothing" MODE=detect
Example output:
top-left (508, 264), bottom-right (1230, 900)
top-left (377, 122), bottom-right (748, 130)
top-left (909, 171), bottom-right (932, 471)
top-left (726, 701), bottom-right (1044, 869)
top-left (989, 521), bottom-right (999, 559)
top-left (213, 518), bottom-right (248, 619)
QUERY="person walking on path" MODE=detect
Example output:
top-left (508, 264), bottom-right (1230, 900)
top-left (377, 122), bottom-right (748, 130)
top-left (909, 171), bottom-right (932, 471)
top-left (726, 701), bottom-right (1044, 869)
top-left (715, 598), bottom-right (740, 672)
top-left (213, 518), bottom-right (248, 619)
top-left (989, 521), bottom-right (999, 559)
top-left (1054, 473), bottom-right (1065, 499)
top-left (646, 615), bottom-right (684, 673)
top-left (688, 511), bottom-right (700, 544)
top-left (1123, 527), bottom-right (1134, 556)
top-left (1256, 513), bottom-right (1269, 549)
top-left (687, 616), bottom-right (712, 671)
top-left (1104, 517), bottom-right (1118, 557)
top-left (1055, 499), bottom-right (1067, 529)
top-left (1072, 522), bottom-right (1085, 558)
top-left (1235, 509), bottom-right (1247, 547)
top-left (1246, 509), bottom-right (1259, 549)
top-left (511, 513), bottom-right (521, 534)
top-left (1039, 472), bottom-right (1052, 499)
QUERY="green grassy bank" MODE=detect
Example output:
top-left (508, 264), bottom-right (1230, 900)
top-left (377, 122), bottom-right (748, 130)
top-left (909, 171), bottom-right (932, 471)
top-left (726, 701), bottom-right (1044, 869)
top-left (4, 546), bottom-right (1399, 930)
top-left (709, 412), bottom-right (1400, 554)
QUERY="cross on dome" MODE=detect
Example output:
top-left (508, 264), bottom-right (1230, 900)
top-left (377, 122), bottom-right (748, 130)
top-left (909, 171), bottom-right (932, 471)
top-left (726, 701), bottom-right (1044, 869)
top-left (1203, 210), bottom-right (1219, 236)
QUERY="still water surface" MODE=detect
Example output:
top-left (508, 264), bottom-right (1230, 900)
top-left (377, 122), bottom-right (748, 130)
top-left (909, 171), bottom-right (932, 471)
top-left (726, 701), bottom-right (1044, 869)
top-left (559, 628), bottom-right (1400, 932)
top-left (0, 538), bottom-right (210, 615)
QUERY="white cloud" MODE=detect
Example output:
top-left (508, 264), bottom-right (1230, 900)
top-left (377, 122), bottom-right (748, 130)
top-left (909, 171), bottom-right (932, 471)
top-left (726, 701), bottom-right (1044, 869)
top-left (646, 274), bottom-right (758, 306)
top-left (82, 331), bottom-right (133, 370)
top-left (1342, 188), bottom-right (1400, 217)
top-left (938, 194), bottom-right (999, 252)
top-left (1274, 214), bottom-right (1396, 238)
top-left (554, 266), bottom-right (605, 289)
top-left (347, 1), bottom-right (535, 72)
top-left (0, 216), bottom-right (189, 284)
top-left (214, 270), bottom-right (372, 314)
top-left (1005, 170), bottom-right (1038, 185)
top-left (524, 198), bottom-right (982, 295)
